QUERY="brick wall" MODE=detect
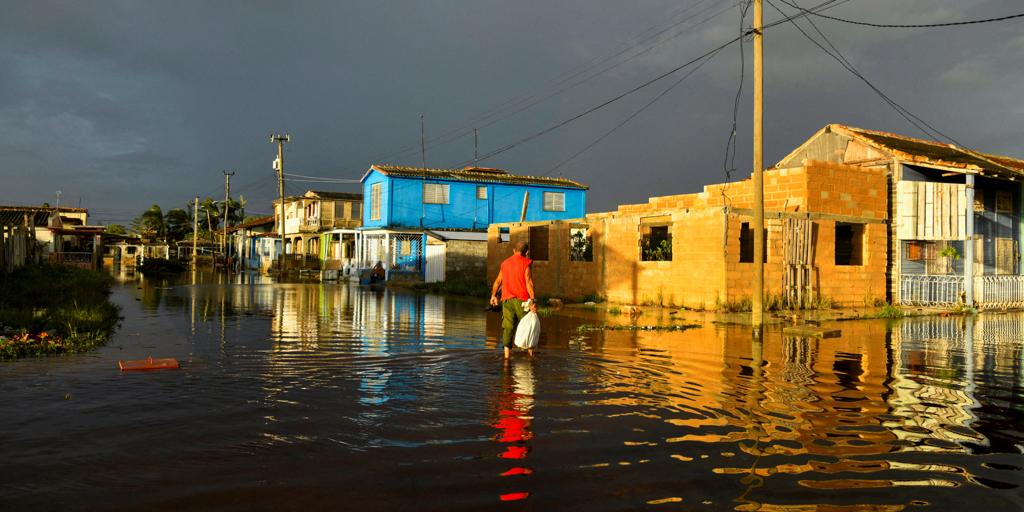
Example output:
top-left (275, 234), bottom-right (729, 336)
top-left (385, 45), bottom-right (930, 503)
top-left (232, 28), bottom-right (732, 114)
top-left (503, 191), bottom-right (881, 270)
top-left (487, 162), bottom-right (890, 308)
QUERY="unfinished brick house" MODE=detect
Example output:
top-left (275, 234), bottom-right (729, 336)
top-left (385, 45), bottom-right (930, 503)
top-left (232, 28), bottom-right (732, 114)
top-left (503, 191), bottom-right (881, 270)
top-left (488, 124), bottom-right (1024, 309)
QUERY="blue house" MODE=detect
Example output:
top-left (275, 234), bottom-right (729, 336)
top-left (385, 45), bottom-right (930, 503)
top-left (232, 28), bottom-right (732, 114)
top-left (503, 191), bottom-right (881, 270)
top-left (357, 165), bottom-right (587, 283)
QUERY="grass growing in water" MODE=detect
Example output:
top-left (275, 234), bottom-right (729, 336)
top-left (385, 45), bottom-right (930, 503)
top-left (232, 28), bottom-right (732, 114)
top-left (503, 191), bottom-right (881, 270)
top-left (0, 265), bottom-right (121, 359)
top-left (411, 279), bottom-right (489, 299)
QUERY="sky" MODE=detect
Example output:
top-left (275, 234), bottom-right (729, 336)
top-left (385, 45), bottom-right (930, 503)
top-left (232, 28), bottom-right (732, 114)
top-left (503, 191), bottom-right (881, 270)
top-left (1, 0), bottom-right (1022, 225)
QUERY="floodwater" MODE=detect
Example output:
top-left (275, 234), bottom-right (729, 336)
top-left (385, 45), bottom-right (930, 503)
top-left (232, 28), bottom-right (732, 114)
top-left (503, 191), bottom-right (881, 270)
top-left (1, 274), bottom-right (1023, 511)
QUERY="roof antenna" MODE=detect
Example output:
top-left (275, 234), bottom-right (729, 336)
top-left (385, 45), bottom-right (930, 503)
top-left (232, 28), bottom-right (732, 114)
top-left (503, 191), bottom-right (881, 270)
top-left (420, 114), bottom-right (426, 168)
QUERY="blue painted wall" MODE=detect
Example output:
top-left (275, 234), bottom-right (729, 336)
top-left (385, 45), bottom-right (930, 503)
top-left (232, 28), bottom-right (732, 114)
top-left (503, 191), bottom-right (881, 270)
top-left (361, 171), bottom-right (586, 230)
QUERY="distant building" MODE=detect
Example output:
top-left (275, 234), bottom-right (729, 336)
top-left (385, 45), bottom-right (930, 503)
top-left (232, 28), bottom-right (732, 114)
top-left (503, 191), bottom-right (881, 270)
top-left (358, 165), bottom-right (587, 283)
top-left (272, 190), bottom-right (363, 274)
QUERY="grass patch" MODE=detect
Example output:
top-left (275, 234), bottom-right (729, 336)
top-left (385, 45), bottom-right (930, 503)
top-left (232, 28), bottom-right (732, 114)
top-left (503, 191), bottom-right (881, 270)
top-left (411, 279), bottom-right (489, 299)
top-left (0, 264), bottom-right (121, 359)
top-left (608, 306), bottom-right (622, 316)
top-left (874, 303), bottom-right (905, 319)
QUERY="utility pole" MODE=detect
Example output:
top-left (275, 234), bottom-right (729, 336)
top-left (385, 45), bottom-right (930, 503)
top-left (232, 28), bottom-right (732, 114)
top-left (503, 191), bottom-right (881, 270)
top-left (473, 128), bottom-right (479, 166)
top-left (271, 134), bottom-right (290, 273)
top-left (192, 196), bottom-right (199, 271)
top-left (222, 171), bottom-right (234, 263)
top-left (752, 0), bottom-right (765, 338)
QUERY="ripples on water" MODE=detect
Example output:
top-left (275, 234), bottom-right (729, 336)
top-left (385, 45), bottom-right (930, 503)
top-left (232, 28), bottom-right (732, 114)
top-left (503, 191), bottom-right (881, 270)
top-left (1, 276), bottom-right (1022, 510)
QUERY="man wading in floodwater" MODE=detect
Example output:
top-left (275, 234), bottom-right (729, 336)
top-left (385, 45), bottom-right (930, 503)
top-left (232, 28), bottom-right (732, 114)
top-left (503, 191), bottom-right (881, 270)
top-left (490, 241), bottom-right (537, 359)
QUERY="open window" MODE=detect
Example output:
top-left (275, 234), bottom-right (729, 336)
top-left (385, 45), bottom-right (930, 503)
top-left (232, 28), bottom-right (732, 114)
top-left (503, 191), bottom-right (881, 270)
top-left (497, 226), bottom-right (510, 244)
top-left (569, 225), bottom-right (593, 262)
top-left (834, 223), bottom-right (864, 266)
top-left (640, 218), bottom-right (672, 261)
top-left (529, 225), bottom-right (549, 261)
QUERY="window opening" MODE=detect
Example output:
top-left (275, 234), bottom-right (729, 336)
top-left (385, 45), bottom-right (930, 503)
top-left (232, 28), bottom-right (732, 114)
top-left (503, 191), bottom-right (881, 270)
top-left (529, 226), bottom-right (549, 261)
top-left (834, 223), bottom-right (864, 266)
top-left (569, 226), bottom-right (593, 262)
top-left (641, 224), bottom-right (672, 261)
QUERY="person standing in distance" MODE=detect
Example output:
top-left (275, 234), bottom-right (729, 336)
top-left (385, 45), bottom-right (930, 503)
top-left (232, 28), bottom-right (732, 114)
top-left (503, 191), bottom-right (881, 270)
top-left (490, 241), bottom-right (538, 359)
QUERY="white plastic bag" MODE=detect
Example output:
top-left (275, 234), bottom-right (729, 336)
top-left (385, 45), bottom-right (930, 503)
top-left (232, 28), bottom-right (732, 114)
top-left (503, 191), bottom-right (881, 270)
top-left (514, 310), bottom-right (540, 349)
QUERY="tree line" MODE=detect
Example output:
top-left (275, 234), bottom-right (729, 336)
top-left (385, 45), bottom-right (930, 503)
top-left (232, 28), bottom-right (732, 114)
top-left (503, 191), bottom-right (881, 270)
top-left (106, 196), bottom-right (252, 243)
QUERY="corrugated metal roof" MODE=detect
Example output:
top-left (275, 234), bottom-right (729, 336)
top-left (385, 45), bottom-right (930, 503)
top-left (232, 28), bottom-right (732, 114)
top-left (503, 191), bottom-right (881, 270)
top-left (365, 164), bottom-right (588, 189)
top-left (834, 124), bottom-right (1024, 177)
top-left (0, 206), bottom-right (86, 226)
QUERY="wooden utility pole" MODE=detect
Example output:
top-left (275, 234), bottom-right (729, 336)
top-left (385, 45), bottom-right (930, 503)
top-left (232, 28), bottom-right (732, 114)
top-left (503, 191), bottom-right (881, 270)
top-left (192, 196), bottom-right (199, 270)
top-left (473, 128), bottom-right (479, 166)
top-left (752, 0), bottom-right (765, 338)
top-left (271, 134), bottom-right (290, 273)
top-left (222, 171), bottom-right (234, 262)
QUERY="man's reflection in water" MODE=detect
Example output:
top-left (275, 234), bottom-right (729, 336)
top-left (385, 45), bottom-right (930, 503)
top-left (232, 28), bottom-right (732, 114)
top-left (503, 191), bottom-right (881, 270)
top-left (493, 359), bottom-right (535, 502)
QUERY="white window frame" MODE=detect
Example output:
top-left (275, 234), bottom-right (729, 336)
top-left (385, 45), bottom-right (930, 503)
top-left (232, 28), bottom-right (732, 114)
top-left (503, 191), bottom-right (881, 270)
top-left (370, 183), bottom-right (382, 221)
top-left (476, 185), bottom-right (487, 200)
top-left (423, 183), bottom-right (450, 205)
top-left (543, 191), bottom-right (565, 212)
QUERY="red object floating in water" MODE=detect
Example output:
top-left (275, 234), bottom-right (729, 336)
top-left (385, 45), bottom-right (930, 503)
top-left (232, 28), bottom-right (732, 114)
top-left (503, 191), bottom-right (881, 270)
top-left (499, 492), bottom-right (529, 501)
top-left (118, 357), bottom-right (180, 371)
top-left (500, 446), bottom-right (529, 459)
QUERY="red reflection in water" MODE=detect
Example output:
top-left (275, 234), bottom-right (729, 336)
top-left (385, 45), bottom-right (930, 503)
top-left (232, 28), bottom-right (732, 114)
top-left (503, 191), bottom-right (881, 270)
top-left (492, 361), bottom-right (535, 502)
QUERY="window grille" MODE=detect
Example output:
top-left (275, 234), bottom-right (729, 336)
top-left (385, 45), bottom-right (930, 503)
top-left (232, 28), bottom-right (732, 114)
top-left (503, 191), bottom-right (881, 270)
top-left (477, 186), bottom-right (487, 200)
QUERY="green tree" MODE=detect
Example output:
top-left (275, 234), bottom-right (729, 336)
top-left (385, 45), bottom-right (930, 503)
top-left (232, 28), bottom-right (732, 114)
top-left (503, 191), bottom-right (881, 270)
top-left (132, 204), bottom-right (166, 240)
top-left (104, 224), bottom-right (127, 236)
top-left (164, 208), bottom-right (192, 242)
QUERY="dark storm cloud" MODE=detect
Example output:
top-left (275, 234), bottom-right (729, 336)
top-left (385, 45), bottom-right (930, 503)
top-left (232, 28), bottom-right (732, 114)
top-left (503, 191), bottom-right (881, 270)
top-left (1, 0), bottom-right (1021, 223)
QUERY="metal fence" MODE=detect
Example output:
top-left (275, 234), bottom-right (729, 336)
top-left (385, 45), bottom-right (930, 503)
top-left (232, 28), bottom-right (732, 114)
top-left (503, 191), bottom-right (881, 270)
top-left (975, 275), bottom-right (1024, 309)
top-left (900, 275), bottom-right (965, 306)
top-left (900, 274), bottom-right (1024, 309)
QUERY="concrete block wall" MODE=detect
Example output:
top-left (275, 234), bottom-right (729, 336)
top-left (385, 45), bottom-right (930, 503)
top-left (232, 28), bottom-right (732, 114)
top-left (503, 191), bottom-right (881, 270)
top-left (487, 162), bottom-right (890, 309)
top-left (445, 239), bottom-right (488, 282)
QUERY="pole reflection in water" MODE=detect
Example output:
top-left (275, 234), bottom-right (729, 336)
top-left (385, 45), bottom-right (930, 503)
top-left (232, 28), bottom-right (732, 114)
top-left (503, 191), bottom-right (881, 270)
top-left (493, 359), bottom-right (535, 502)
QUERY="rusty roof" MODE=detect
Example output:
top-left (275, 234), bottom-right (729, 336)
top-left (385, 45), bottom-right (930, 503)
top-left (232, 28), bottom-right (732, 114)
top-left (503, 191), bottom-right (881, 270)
top-left (364, 164), bottom-right (588, 189)
top-left (0, 206), bottom-right (87, 226)
top-left (832, 124), bottom-right (1024, 177)
top-left (227, 215), bottom-right (276, 233)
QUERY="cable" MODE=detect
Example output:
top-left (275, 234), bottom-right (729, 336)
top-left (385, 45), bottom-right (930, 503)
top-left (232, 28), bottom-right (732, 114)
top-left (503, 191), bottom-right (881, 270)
top-left (542, 44), bottom-right (727, 176)
top-left (354, 0), bottom-right (738, 167)
top-left (766, 0), bottom-right (966, 147)
top-left (721, 0), bottom-right (753, 210)
top-left (776, 1), bottom-right (1024, 28)
top-left (450, 0), bottom-right (853, 167)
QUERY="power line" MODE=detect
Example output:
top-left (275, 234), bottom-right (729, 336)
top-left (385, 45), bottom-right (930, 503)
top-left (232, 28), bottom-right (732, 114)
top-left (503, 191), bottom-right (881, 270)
top-left (766, 0), bottom-right (964, 146)
top-left (721, 0), bottom-right (753, 209)
top-left (543, 44), bottom-right (727, 176)
top-left (776, 1), bottom-right (1024, 28)
top-left (355, 0), bottom-right (738, 167)
top-left (448, 0), bottom-right (850, 168)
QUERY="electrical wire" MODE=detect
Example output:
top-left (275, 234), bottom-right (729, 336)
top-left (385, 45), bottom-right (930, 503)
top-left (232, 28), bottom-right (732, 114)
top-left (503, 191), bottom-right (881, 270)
top-left (776, 1), bottom-right (1024, 28)
top-left (721, 0), bottom-right (753, 209)
top-left (542, 44), bottom-right (727, 176)
top-left (766, 0), bottom-right (965, 146)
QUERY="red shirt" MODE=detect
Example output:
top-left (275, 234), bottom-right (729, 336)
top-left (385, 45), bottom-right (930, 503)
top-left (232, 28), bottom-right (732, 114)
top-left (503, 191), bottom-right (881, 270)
top-left (500, 253), bottom-right (533, 301)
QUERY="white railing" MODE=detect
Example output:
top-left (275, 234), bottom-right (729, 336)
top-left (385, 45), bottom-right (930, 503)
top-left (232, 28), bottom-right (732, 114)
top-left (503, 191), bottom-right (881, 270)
top-left (975, 275), bottom-right (1024, 309)
top-left (901, 274), bottom-right (1024, 308)
top-left (899, 275), bottom-right (964, 306)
